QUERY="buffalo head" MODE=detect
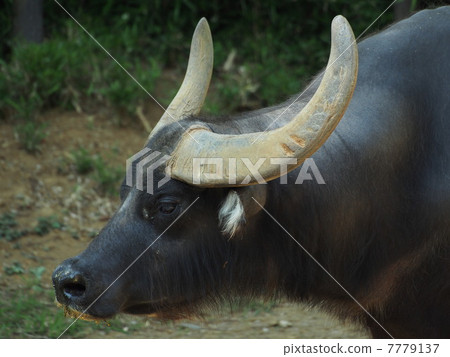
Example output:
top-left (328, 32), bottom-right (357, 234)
top-left (52, 16), bottom-right (357, 320)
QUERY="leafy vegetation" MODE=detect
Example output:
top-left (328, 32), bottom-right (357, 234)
top-left (0, 212), bottom-right (63, 240)
top-left (91, 156), bottom-right (124, 195)
top-left (70, 147), bottom-right (124, 195)
top-left (3, 261), bottom-right (25, 276)
top-left (0, 0), bottom-right (401, 132)
top-left (71, 147), bottom-right (96, 175)
top-left (14, 120), bottom-right (48, 153)
top-left (0, 212), bottom-right (27, 241)
top-left (34, 215), bottom-right (63, 236)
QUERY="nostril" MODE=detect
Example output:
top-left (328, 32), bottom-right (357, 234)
top-left (60, 274), bottom-right (87, 300)
top-left (53, 260), bottom-right (90, 305)
top-left (63, 282), bottom-right (86, 298)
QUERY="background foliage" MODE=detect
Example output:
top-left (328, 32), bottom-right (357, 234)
top-left (0, 0), bottom-right (445, 138)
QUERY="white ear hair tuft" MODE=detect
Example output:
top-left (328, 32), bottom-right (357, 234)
top-left (218, 190), bottom-right (245, 238)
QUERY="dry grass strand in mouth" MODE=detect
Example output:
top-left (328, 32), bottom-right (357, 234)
top-left (55, 301), bottom-right (111, 325)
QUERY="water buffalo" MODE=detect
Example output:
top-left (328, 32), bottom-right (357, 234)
top-left (53, 7), bottom-right (450, 338)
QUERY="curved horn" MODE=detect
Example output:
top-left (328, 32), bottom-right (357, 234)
top-left (167, 15), bottom-right (358, 187)
top-left (149, 18), bottom-right (214, 138)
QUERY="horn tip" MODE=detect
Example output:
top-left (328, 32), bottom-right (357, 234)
top-left (331, 14), bottom-right (356, 47)
top-left (331, 14), bottom-right (349, 26)
top-left (194, 18), bottom-right (212, 44)
top-left (331, 15), bottom-right (353, 35)
top-left (196, 17), bottom-right (210, 31)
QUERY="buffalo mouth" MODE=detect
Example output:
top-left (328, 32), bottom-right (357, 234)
top-left (56, 297), bottom-right (201, 321)
top-left (56, 301), bottom-right (113, 322)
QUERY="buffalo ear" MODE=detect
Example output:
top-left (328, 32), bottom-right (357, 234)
top-left (218, 186), bottom-right (267, 239)
top-left (236, 185), bottom-right (267, 218)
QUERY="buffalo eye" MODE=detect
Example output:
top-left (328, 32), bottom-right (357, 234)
top-left (159, 201), bottom-right (177, 215)
top-left (142, 200), bottom-right (178, 221)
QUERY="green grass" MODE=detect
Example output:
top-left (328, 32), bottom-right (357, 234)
top-left (0, 212), bottom-right (27, 241)
top-left (0, 212), bottom-right (64, 241)
top-left (3, 31), bottom-right (160, 116)
top-left (34, 216), bottom-right (63, 236)
top-left (0, 272), bottom-right (86, 338)
top-left (3, 261), bottom-right (25, 276)
top-left (0, 30), bottom-right (160, 152)
top-left (91, 157), bottom-right (124, 196)
top-left (70, 148), bottom-right (96, 175)
top-left (69, 147), bottom-right (124, 195)
top-left (15, 121), bottom-right (48, 153)
top-left (95, 57), bottom-right (161, 122)
top-left (0, 272), bottom-right (143, 338)
top-left (5, 94), bottom-right (48, 153)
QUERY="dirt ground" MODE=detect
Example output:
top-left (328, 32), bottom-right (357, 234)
top-left (0, 110), bottom-right (369, 338)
